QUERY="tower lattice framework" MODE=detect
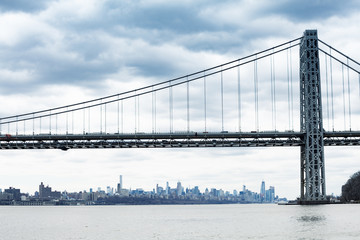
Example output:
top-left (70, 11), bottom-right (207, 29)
top-left (299, 30), bottom-right (327, 204)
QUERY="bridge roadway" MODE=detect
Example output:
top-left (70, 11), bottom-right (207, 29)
top-left (1, 131), bottom-right (360, 150)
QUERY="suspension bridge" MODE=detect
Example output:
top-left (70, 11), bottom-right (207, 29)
top-left (1, 30), bottom-right (360, 204)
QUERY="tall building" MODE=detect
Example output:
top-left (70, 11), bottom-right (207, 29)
top-left (107, 186), bottom-right (114, 195)
top-left (176, 181), bottom-right (182, 196)
top-left (269, 186), bottom-right (275, 203)
top-left (166, 182), bottom-right (169, 195)
top-left (117, 175), bottom-right (123, 193)
top-left (260, 181), bottom-right (266, 201)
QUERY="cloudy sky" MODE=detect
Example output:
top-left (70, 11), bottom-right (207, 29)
top-left (1, 0), bottom-right (360, 199)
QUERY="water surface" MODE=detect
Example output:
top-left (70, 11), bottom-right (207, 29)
top-left (0, 204), bottom-right (359, 239)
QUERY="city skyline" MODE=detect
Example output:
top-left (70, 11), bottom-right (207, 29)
top-left (0, 175), bottom-right (282, 205)
top-left (0, 175), bottom-right (279, 199)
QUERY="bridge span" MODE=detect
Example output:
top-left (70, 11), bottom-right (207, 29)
top-left (1, 131), bottom-right (360, 150)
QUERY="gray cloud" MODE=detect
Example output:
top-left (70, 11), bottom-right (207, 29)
top-left (0, 0), bottom-right (53, 13)
top-left (268, 0), bottom-right (360, 21)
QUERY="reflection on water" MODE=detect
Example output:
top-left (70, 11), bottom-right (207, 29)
top-left (293, 205), bottom-right (327, 224)
top-left (297, 215), bottom-right (326, 222)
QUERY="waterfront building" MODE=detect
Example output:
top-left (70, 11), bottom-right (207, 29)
top-left (4, 187), bottom-right (21, 201)
top-left (39, 182), bottom-right (61, 200)
top-left (0, 192), bottom-right (14, 200)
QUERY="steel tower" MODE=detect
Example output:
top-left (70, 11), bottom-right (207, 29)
top-left (299, 30), bottom-right (327, 204)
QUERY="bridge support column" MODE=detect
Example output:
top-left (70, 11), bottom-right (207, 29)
top-left (299, 30), bottom-right (328, 204)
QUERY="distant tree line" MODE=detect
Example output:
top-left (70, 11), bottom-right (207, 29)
top-left (341, 171), bottom-right (360, 202)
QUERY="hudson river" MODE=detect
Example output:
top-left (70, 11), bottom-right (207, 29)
top-left (0, 204), bottom-right (359, 239)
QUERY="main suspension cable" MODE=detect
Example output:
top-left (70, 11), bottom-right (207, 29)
top-left (0, 39), bottom-right (302, 124)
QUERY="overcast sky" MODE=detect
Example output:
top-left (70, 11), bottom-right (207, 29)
top-left (1, 0), bottom-right (360, 199)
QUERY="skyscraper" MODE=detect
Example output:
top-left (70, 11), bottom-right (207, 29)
top-left (260, 181), bottom-right (265, 201)
top-left (120, 175), bottom-right (123, 189)
top-left (176, 181), bottom-right (182, 196)
top-left (269, 186), bottom-right (275, 202)
top-left (117, 175), bottom-right (123, 193)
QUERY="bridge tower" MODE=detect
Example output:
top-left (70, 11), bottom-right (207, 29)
top-left (299, 30), bottom-right (327, 204)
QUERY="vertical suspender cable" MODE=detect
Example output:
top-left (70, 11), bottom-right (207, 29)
top-left (49, 111), bottom-right (52, 134)
top-left (66, 108), bottom-right (69, 134)
top-left (50, 111), bottom-right (52, 134)
top-left (290, 44), bottom-right (294, 130)
top-left (117, 96), bottom-right (120, 134)
top-left (88, 107), bottom-right (90, 134)
top-left (342, 64), bottom-right (346, 130)
top-left (221, 68), bottom-right (224, 132)
top-left (39, 117), bottom-right (41, 134)
top-left (72, 111), bottom-right (74, 134)
top-left (271, 54), bottom-right (274, 130)
top-left (287, 49), bottom-right (291, 130)
top-left (325, 54), bottom-right (330, 130)
top-left (100, 100), bottom-right (103, 133)
top-left (137, 95), bottom-right (140, 132)
top-left (347, 58), bottom-right (351, 130)
top-left (169, 82), bottom-right (171, 133)
top-left (237, 61), bottom-right (241, 132)
top-left (273, 53), bottom-right (276, 130)
top-left (169, 81), bottom-right (173, 133)
top-left (121, 101), bottom-right (124, 134)
top-left (154, 91), bottom-right (156, 133)
top-left (254, 55), bottom-right (259, 132)
top-left (83, 106), bottom-right (85, 134)
top-left (330, 49), bottom-right (335, 131)
top-left (32, 113), bottom-right (34, 135)
top-left (187, 77), bottom-right (190, 133)
top-left (56, 113), bottom-right (58, 135)
top-left (204, 71), bottom-right (207, 132)
top-left (32, 113), bottom-right (35, 134)
top-left (16, 116), bottom-right (18, 135)
top-left (105, 103), bottom-right (107, 134)
top-left (152, 87), bottom-right (154, 133)
top-left (134, 91), bottom-right (137, 133)
top-left (154, 90), bottom-right (157, 133)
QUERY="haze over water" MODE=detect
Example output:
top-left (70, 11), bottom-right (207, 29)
top-left (0, 204), bottom-right (359, 239)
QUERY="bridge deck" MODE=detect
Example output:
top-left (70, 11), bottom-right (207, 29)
top-left (1, 131), bottom-right (360, 150)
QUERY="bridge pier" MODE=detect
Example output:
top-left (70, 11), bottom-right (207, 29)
top-left (299, 30), bottom-right (328, 204)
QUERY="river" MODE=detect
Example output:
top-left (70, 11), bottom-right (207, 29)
top-left (0, 204), bottom-right (359, 239)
